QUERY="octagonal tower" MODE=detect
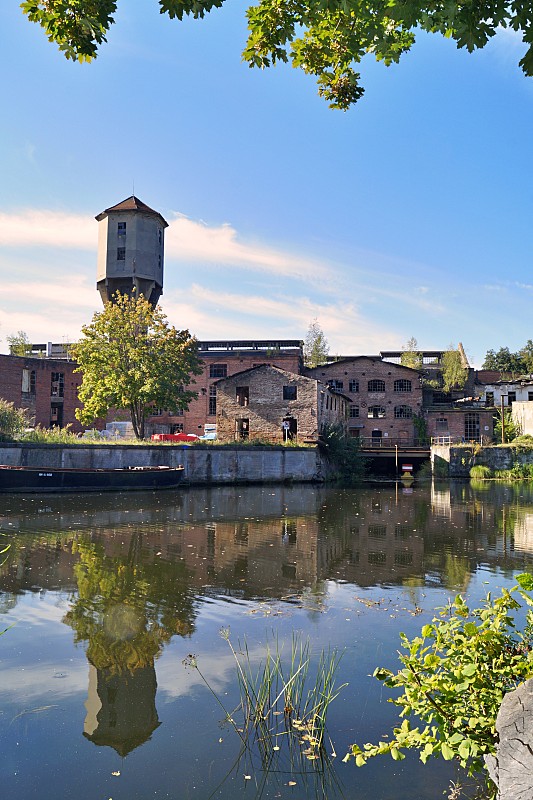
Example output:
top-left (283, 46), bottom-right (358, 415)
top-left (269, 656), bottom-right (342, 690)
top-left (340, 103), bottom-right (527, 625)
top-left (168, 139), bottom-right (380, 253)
top-left (96, 196), bottom-right (168, 307)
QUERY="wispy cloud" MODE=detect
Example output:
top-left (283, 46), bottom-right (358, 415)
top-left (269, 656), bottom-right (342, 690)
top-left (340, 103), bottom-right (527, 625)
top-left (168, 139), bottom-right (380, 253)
top-left (165, 213), bottom-right (330, 280)
top-left (0, 210), bottom-right (95, 249)
top-left (0, 208), bottom-right (331, 282)
top-left (163, 284), bottom-right (400, 354)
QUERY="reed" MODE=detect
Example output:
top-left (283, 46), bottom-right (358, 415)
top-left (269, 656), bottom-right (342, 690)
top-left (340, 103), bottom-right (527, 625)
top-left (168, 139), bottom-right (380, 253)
top-left (184, 629), bottom-right (346, 764)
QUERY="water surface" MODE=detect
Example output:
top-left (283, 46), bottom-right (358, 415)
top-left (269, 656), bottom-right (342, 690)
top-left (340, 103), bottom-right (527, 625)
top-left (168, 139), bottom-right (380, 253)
top-left (1, 482), bottom-right (533, 800)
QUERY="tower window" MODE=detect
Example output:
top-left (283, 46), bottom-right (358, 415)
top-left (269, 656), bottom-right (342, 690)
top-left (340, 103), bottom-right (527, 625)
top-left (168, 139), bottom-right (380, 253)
top-left (158, 230), bottom-right (162, 245)
top-left (117, 222), bottom-right (126, 235)
top-left (117, 247), bottom-right (125, 261)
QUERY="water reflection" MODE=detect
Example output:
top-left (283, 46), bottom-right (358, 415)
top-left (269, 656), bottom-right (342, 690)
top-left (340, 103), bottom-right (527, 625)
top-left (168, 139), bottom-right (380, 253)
top-left (2, 483), bottom-right (533, 799)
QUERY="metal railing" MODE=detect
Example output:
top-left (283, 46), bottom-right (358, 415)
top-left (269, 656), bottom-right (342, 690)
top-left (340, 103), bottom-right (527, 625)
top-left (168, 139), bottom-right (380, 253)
top-left (358, 437), bottom-right (430, 449)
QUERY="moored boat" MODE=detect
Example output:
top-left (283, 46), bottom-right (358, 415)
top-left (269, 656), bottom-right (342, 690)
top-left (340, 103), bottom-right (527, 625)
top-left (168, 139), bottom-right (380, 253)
top-left (0, 464), bottom-right (185, 493)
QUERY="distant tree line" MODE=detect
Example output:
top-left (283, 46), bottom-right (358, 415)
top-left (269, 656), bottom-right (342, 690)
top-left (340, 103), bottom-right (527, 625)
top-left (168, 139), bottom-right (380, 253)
top-left (482, 341), bottom-right (533, 375)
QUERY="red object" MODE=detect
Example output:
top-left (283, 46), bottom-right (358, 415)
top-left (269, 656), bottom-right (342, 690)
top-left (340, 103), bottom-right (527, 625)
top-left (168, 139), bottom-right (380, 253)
top-left (151, 433), bottom-right (198, 442)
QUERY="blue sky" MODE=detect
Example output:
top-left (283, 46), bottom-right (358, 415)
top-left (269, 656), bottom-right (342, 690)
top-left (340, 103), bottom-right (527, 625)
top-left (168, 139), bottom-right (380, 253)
top-left (1, 2), bottom-right (532, 366)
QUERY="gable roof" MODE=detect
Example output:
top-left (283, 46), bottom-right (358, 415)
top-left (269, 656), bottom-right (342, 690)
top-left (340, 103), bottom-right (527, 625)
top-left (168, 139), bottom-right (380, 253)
top-left (214, 364), bottom-right (301, 384)
top-left (95, 196), bottom-right (168, 227)
top-left (306, 355), bottom-right (422, 375)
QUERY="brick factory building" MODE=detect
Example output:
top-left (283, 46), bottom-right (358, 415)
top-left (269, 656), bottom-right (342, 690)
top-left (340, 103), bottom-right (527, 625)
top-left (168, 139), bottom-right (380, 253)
top-left (215, 364), bottom-right (347, 442)
top-left (0, 353), bottom-right (84, 433)
top-left (146, 340), bottom-right (302, 438)
top-left (304, 356), bottom-right (424, 444)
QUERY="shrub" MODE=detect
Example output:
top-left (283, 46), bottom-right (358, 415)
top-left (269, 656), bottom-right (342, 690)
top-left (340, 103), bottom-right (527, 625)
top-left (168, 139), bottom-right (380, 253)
top-left (21, 424), bottom-right (81, 444)
top-left (470, 465), bottom-right (493, 479)
top-left (0, 399), bottom-right (28, 441)
top-left (345, 574), bottom-right (533, 794)
top-left (319, 423), bottom-right (365, 482)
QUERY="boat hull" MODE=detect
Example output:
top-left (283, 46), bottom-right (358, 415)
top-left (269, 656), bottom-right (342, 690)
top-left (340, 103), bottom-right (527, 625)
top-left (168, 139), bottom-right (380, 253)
top-left (0, 465), bottom-right (185, 493)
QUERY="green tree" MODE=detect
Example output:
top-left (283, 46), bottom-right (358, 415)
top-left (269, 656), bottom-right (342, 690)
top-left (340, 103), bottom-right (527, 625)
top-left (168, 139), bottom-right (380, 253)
top-left (303, 319), bottom-right (329, 368)
top-left (71, 292), bottom-right (202, 440)
top-left (400, 337), bottom-right (422, 371)
top-left (21, 0), bottom-right (533, 110)
top-left (7, 330), bottom-right (32, 357)
top-left (482, 347), bottom-right (526, 374)
top-left (519, 339), bottom-right (533, 374)
top-left (441, 345), bottom-right (467, 393)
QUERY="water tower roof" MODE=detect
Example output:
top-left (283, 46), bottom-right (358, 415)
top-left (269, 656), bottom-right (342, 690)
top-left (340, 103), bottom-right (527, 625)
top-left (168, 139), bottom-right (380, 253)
top-left (95, 196), bottom-right (168, 227)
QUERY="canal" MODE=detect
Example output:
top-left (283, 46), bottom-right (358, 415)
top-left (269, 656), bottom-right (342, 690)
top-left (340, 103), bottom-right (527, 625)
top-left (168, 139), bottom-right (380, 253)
top-left (1, 482), bottom-right (533, 800)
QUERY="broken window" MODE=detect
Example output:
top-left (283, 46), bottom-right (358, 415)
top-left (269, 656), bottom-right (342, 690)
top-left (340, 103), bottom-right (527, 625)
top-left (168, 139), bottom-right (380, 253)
top-left (236, 386), bottom-right (249, 407)
top-left (349, 380), bottom-right (359, 393)
top-left (283, 385), bottom-right (297, 401)
top-left (349, 404), bottom-right (359, 418)
top-left (117, 247), bottom-right (125, 261)
top-left (394, 405), bottom-right (412, 419)
top-left (436, 417), bottom-right (448, 432)
top-left (209, 364), bottom-right (227, 378)
top-left (208, 385), bottom-right (217, 416)
top-left (507, 392), bottom-right (516, 405)
top-left (367, 405), bottom-right (386, 418)
top-left (170, 423), bottom-right (184, 434)
top-left (485, 392), bottom-right (494, 406)
top-left (464, 412), bottom-right (480, 441)
top-left (394, 379), bottom-right (412, 393)
top-left (327, 380), bottom-right (343, 392)
top-left (51, 372), bottom-right (64, 398)
top-left (117, 221), bottom-right (126, 236)
top-left (368, 379), bottom-right (385, 393)
top-left (22, 369), bottom-right (36, 395)
top-left (236, 418), bottom-right (249, 440)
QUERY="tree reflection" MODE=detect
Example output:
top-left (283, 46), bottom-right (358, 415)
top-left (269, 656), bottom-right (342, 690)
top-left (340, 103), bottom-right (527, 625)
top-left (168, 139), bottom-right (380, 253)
top-left (62, 534), bottom-right (198, 754)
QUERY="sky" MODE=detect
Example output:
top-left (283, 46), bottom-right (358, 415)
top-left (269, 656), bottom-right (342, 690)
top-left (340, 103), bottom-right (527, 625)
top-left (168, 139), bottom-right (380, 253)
top-left (1, 3), bottom-right (532, 367)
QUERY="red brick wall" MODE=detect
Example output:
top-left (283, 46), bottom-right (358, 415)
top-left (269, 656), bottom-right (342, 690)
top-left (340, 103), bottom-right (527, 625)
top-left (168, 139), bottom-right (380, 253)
top-left (305, 357), bottom-right (423, 442)
top-left (146, 349), bottom-right (302, 436)
top-left (425, 408), bottom-right (494, 444)
top-left (0, 354), bottom-right (84, 432)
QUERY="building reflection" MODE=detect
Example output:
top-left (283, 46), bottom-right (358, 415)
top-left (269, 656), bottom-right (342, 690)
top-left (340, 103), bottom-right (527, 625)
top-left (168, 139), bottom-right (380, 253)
top-left (3, 483), bottom-right (533, 754)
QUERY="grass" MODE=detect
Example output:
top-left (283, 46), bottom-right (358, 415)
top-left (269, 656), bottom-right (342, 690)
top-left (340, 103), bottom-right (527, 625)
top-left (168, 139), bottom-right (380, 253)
top-left (470, 465), bottom-right (493, 479)
top-left (183, 630), bottom-right (346, 769)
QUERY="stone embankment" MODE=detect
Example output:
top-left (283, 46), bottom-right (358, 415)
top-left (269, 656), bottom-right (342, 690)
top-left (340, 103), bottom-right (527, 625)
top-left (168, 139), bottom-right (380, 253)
top-left (0, 443), bottom-right (328, 485)
top-left (431, 444), bottom-right (533, 479)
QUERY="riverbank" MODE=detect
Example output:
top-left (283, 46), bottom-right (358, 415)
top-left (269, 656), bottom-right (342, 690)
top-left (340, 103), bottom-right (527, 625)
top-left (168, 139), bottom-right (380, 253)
top-left (0, 442), bottom-right (329, 485)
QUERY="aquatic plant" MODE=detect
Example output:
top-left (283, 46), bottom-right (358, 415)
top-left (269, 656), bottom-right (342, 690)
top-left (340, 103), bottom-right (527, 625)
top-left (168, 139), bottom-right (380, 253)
top-left (469, 465), bottom-right (492, 479)
top-left (345, 574), bottom-right (533, 798)
top-left (183, 630), bottom-right (346, 763)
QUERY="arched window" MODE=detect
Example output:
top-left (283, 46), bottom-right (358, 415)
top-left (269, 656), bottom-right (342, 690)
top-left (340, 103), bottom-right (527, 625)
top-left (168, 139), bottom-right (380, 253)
top-left (368, 379), bottom-right (385, 393)
top-left (394, 405), bottom-right (413, 419)
top-left (368, 405), bottom-right (386, 418)
top-left (394, 379), bottom-right (412, 393)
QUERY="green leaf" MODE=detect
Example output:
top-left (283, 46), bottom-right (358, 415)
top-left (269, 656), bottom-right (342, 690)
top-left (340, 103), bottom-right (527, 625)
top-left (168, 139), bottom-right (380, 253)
top-left (461, 663), bottom-right (477, 677)
top-left (516, 573), bottom-right (533, 591)
top-left (441, 743), bottom-right (454, 761)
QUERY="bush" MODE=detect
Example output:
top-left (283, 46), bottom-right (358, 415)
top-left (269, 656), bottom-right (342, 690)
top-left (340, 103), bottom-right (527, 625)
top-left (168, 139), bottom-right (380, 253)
top-left (513, 435), bottom-right (533, 446)
top-left (319, 423), bottom-right (365, 482)
top-left (0, 399), bottom-right (28, 441)
top-left (21, 424), bottom-right (81, 444)
top-left (345, 574), bottom-right (533, 794)
top-left (470, 464), bottom-right (493, 479)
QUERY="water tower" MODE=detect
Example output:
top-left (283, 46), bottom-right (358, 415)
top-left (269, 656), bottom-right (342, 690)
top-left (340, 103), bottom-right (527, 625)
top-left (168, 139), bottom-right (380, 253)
top-left (96, 196), bottom-right (168, 306)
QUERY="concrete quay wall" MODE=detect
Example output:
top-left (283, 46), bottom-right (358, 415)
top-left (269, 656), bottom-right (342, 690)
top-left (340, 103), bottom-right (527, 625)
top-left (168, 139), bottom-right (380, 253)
top-left (0, 443), bottom-right (325, 485)
top-left (431, 444), bottom-right (533, 479)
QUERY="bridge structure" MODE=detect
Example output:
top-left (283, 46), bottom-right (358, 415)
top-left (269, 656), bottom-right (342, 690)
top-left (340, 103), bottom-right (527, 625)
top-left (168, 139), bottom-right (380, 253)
top-left (358, 438), bottom-right (431, 475)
